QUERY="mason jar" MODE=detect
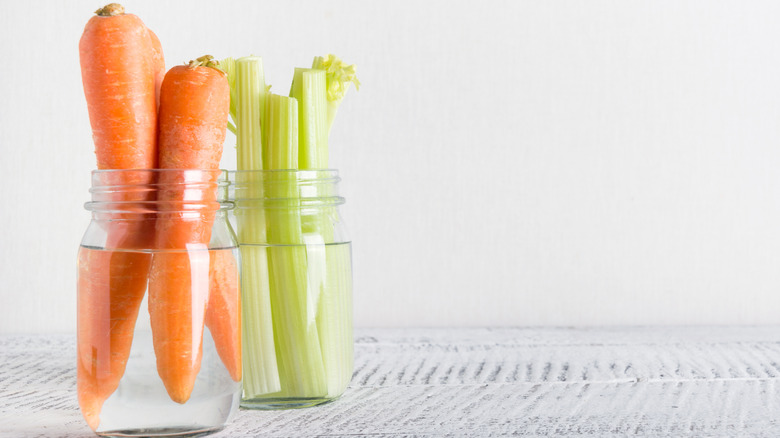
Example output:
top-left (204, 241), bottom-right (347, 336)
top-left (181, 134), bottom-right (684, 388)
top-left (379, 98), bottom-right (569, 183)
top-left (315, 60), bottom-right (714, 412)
top-left (225, 169), bottom-right (353, 409)
top-left (77, 169), bottom-right (241, 436)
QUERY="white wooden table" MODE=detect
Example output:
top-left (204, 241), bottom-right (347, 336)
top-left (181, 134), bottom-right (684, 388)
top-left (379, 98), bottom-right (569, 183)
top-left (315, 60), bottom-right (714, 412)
top-left (2, 327), bottom-right (779, 437)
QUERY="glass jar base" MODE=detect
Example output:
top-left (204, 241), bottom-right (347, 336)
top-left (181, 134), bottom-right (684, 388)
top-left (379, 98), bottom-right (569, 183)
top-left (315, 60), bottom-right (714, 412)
top-left (97, 426), bottom-right (224, 438)
top-left (240, 396), bottom-right (338, 410)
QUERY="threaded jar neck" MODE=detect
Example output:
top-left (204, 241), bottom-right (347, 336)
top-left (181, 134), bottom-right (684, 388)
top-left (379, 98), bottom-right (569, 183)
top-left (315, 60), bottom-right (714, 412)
top-left (224, 169), bottom-right (345, 209)
top-left (85, 169), bottom-right (232, 215)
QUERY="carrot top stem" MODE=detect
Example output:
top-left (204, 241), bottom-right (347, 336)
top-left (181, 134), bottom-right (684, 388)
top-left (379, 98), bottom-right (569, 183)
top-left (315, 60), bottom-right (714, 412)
top-left (188, 55), bottom-right (221, 70)
top-left (95, 3), bottom-right (124, 16)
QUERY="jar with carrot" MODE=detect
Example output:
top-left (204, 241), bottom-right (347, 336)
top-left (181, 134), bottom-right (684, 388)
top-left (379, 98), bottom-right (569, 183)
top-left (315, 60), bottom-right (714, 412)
top-left (78, 4), bottom-right (241, 435)
top-left (77, 169), bottom-right (242, 435)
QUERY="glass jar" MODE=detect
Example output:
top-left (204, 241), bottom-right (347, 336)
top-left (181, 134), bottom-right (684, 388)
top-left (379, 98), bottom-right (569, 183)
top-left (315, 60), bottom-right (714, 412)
top-left (77, 169), bottom-right (241, 437)
top-left (224, 169), bottom-right (353, 409)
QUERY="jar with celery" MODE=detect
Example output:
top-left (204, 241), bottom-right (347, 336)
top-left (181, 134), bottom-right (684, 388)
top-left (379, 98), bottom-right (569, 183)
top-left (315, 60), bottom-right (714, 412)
top-left (219, 55), bottom-right (359, 409)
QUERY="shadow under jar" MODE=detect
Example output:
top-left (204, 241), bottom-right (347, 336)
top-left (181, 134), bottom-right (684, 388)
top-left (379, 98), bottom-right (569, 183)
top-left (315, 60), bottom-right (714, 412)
top-left (77, 169), bottom-right (241, 437)
top-left (225, 169), bottom-right (353, 409)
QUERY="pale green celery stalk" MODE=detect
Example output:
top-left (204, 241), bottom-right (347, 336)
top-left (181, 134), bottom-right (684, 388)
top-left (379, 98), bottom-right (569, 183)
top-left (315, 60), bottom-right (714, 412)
top-left (311, 54), bottom-right (360, 134)
top-left (289, 67), bottom-right (329, 304)
top-left (230, 56), bottom-right (281, 397)
top-left (289, 56), bottom-right (360, 398)
top-left (320, 241), bottom-right (354, 396)
top-left (264, 94), bottom-right (327, 397)
top-left (263, 94), bottom-right (298, 170)
top-left (290, 68), bottom-right (328, 169)
top-left (219, 57), bottom-right (238, 135)
top-left (236, 57), bottom-right (266, 170)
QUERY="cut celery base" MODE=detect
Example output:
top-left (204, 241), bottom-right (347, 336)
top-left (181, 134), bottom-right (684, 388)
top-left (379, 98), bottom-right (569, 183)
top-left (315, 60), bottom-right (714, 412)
top-left (317, 242), bottom-right (354, 398)
top-left (239, 244), bottom-right (281, 398)
top-left (239, 241), bottom-right (353, 408)
top-left (266, 242), bottom-right (327, 398)
top-left (240, 395), bottom-right (339, 410)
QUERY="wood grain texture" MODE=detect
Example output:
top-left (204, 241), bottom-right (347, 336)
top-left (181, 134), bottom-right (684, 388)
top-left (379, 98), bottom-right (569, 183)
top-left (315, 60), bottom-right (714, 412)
top-left (1, 328), bottom-right (779, 437)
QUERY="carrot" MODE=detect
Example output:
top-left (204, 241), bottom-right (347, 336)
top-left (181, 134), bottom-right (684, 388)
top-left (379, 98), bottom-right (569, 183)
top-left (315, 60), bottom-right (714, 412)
top-left (79, 2), bottom-right (158, 170)
top-left (147, 56), bottom-right (232, 403)
top-left (77, 3), bottom-right (161, 430)
top-left (206, 249), bottom-right (242, 381)
top-left (77, 245), bottom-right (150, 430)
top-left (147, 28), bottom-right (165, 108)
top-left (155, 57), bottom-right (230, 171)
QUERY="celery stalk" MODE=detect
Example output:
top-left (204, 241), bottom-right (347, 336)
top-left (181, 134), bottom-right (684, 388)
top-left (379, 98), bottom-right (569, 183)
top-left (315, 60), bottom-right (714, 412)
top-left (291, 67), bottom-right (343, 397)
top-left (294, 58), bottom-right (358, 398)
top-left (236, 57), bottom-right (266, 170)
top-left (290, 68), bottom-right (329, 239)
top-left (263, 95), bottom-right (298, 170)
top-left (229, 56), bottom-right (281, 397)
top-left (290, 68), bottom-right (328, 169)
top-left (264, 94), bottom-right (327, 397)
top-left (311, 54), bottom-right (360, 134)
top-left (219, 57), bottom-right (238, 134)
top-left (318, 242), bottom-right (353, 397)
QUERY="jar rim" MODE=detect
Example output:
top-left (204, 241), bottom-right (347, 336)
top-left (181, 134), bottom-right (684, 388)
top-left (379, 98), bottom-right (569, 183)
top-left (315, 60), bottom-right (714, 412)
top-left (86, 169), bottom-right (232, 213)
top-left (91, 168), bottom-right (225, 174)
top-left (224, 168), bottom-right (338, 172)
top-left (222, 169), bottom-right (340, 180)
top-left (90, 169), bottom-right (226, 185)
top-left (84, 201), bottom-right (234, 213)
top-left (221, 169), bottom-right (343, 205)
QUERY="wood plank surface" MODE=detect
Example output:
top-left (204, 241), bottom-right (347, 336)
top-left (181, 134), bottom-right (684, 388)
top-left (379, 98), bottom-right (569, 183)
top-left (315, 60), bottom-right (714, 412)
top-left (1, 328), bottom-right (779, 437)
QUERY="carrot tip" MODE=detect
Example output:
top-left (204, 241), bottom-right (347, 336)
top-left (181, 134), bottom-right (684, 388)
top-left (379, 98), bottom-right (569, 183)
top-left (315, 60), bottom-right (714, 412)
top-left (78, 388), bottom-right (101, 430)
top-left (95, 3), bottom-right (125, 17)
top-left (85, 412), bottom-right (100, 431)
top-left (164, 381), bottom-right (195, 404)
top-left (187, 55), bottom-right (221, 70)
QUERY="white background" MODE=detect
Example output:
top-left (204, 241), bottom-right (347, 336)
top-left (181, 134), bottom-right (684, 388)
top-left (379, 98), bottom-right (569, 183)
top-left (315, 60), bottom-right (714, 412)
top-left (1, 1), bottom-right (779, 334)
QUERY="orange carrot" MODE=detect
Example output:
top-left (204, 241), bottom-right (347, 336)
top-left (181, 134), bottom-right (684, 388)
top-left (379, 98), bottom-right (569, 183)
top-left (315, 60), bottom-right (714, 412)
top-left (147, 28), bottom-right (165, 109)
top-left (79, 3), bottom-right (157, 170)
top-left (77, 3), bottom-right (160, 430)
top-left (206, 249), bottom-right (242, 381)
top-left (148, 56), bottom-right (231, 403)
top-left (156, 58), bottom-right (230, 171)
top-left (77, 245), bottom-right (150, 430)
